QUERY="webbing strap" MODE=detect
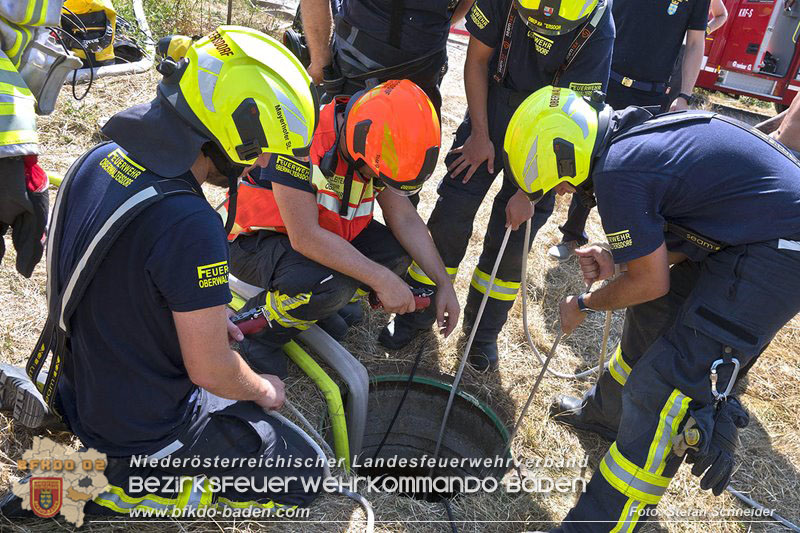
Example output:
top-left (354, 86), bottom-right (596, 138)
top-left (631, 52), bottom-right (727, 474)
top-left (492, 3), bottom-right (516, 84)
top-left (493, 0), bottom-right (607, 86)
top-left (552, 0), bottom-right (607, 86)
top-left (606, 110), bottom-right (800, 253)
top-left (27, 147), bottom-right (201, 410)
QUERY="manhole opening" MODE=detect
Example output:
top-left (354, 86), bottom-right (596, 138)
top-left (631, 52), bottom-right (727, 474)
top-left (355, 374), bottom-right (510, 502)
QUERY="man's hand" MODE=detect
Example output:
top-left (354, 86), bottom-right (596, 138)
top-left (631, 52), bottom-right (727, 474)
top-left (575, 245), bottom-right (615, 286)
top-left (505, 189), bottom-right (534, 230)
top-left (435, 285), bottom-right (460, 337)
top-left (308, 61), bottom-right (327, 86)
top-left (225, 308), bottom-right (244, 342)
top-left (255, 374), bottom-right (286, 410)
top-left (669, 96), bottom-right (689, 112)
top-left (559, 295), bottom-right (587, 335)
top-left (374, 270), bottom-right (416, 314)
top-left (447, 132), bottom-right (494, 184)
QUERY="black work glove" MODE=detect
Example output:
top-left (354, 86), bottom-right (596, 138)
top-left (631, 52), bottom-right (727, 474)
top-left (0, 155), bottom-right (49, 277)
top-left (687, 397), bottom-right (750, 496)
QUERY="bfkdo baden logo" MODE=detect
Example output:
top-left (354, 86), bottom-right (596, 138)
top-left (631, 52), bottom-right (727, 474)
top-left (13, 437), bottom-right (108, 526)
top-left (30, 477), bottom-right (62, 518)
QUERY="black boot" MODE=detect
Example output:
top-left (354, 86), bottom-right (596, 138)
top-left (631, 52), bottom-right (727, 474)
top-left (238, 338), bottom-right (289, 379)
top-left (0, 476), bottom-right (35, 519)
top-left (0, 364), bottom-right (50, 429)
top-left (378, 315), bottom-right (428, 350)
top-left (549, 395), bottom-right (618, 441)
top-left (338, 301), bottom-right (363, 327)
top-left (468, 340), bottom-right (498, 372)
top-left (316, 312), bottom-right (350, 341)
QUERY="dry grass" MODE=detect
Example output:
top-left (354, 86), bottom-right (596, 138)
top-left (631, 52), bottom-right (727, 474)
top-left (1, 2), bottom-right (798, 532)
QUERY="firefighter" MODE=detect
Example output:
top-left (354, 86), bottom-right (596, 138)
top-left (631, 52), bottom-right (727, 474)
top-left (227, 79), bottom-right (460, 377)
top-left (378, 0), bottom-right (614, 371)
top-left (548, 0), bottom-right (713, 262)
top-left (301, 0), bottom-right (475, 115)
top-left (1, 27), bottom-right (325, 518)
top-left (0, 1), bottom-right (63, 279)
top-left (505, 85), bottom-right (800, 531)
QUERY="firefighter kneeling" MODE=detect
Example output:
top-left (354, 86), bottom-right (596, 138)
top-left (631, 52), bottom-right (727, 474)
top-left (503, 86), bottom-right (800, 532)
top-left (226, 79), bottom-right (460, 377)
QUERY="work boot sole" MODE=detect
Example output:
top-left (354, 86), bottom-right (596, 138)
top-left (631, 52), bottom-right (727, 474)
top-left (0, 365), bottom-right (49, 429)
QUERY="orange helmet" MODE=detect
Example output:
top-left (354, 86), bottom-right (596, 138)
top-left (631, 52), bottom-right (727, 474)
top-left (343, 80), bottom-right (441, 196)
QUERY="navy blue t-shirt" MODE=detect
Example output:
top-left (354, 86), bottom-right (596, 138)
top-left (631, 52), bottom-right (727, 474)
top-left (611, 0), bottom-right (710, 83)
top-left (56, 143), bottom-right (232, 457)
top-left (594, 118), bottom-right (800, 264)
top-left (465, 0), bottom-right (615, 94)
top-left (342, 0), bottom-right (452, 55)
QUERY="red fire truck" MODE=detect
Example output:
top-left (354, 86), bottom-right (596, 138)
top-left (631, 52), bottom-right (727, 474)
top-left (697, 0), bottom-right (800, 110)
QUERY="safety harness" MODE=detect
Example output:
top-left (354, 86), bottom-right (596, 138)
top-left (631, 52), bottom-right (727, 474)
top-left (26, 143), bottom-right (202, 414)
top-left (493, 0), bottom-right (608, 86)
top-left (597, 110), bottom-right (800, 254)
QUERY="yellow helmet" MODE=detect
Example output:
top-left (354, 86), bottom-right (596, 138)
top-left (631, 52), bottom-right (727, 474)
top-left (516, 0), bottom-right (599, 36)
top-left (503, 86), bottom-right (610, 201)
top-left (158, 26), bottom-right (319, 168)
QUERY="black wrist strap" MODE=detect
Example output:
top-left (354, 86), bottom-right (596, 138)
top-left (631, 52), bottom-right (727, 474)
top-left (577, 293), bottom-right (596, 313)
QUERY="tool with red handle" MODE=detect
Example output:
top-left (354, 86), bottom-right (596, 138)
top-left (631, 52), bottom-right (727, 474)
top-left (231, 306), bottom-right (270, 335)
top-left (369, 287), bottom-right (434, 311)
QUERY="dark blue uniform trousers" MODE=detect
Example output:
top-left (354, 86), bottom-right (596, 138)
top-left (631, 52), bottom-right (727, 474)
top-left (555, 242), bottom-right (800, 532)
top-left (397, 83), bottom-right (557, 344)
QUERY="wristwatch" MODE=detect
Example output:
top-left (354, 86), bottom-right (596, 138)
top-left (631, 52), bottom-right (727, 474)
top-left (576, 293), bottom-right (597, 314)
top-left (677, 92), bottom-right (695, 106)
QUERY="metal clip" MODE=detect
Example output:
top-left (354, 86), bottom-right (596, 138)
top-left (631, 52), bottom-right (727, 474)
top-left (621, 76), bottom-right (634, 87)
top-left (710, 356), bottom-right (740, 401)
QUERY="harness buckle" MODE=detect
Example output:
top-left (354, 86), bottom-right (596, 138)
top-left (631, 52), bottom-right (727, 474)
top-left (710, 356), bottom-right (740, 401)
top-left (621, 77), bottom-right (634, 88)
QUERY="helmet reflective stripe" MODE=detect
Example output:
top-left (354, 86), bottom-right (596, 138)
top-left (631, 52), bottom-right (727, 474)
top-left (196, 51), bottom-right (224, 112)
top-left (272, 82), bottom-right (309, 145)
top-left (578, 0), bottom-right (596, 17)
top-left (562, 93), bottom-right (590, 139)
top-left (523, 136), bottom-right (539, 192)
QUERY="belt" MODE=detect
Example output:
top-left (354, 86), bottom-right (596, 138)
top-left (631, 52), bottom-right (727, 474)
top-left (610, 70), bottom-right (668, 94)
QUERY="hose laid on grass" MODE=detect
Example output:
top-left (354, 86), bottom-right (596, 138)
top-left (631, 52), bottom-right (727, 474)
top-left (268, 400), bottom-right (375, 532)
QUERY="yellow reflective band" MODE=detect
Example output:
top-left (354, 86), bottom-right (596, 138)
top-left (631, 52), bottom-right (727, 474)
top-left (6, 24), bottom-right (31, 67)
top-left (407, 262), bottom-right (457, 286)
top-left (645, 389), bottom-right (690, 475)
top-left (609, 344), bottom-right (631, 386)
top-left (599, 443), bottom-right (670, 505)
top-left (93, 484), bottom-right (178, 514)
top-left (266, 291), bottom-right (313, 330)
top-left (217, 497), bottom-right (289, 510)
top-left (470, 268), bottom-right (520, 301)
top-left (611, 498), bottom-right (645, 533)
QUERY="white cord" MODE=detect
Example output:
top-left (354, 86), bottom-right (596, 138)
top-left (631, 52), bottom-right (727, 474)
top-left (429, 226), bottom-right (514, 475)
top-left (521, 218), bottom-right (607, 380)
top-left (268, 400), bottom-right (375, 532)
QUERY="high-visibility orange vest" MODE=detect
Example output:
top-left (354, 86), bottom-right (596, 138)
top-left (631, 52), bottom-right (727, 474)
top-left (223, 98), bottom-right (381, 243)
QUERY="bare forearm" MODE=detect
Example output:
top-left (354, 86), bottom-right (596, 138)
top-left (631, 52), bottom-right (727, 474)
top-left (707, 15), bottom-right (726, 33)
top-left (384, 203), bottom-right (450, 286)
top-left (464, 45), bottom-right (491, 136)
top-left (582, 272), bottom-right (666, 311)
top-left (301, 0), bottom-right (333, 67)
top-left (198, 349), bottom-right (271, 401)
top-left (680, 38), bottom-right (704, 94)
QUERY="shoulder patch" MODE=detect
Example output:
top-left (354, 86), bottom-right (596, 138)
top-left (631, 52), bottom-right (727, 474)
top-left (470, 3), bottom-right (490, 29)
top-left (98, 148), bottom-right (144, 187)
top-left (606, 230), bottom-right (633, 250)
top-left (274, 156), bottom-right (311, 181)
top-left (197, 261), bottom-right (229, 288)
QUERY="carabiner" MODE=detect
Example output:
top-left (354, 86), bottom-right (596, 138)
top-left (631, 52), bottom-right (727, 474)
top-left (710, 356), bottom-right (740, 401)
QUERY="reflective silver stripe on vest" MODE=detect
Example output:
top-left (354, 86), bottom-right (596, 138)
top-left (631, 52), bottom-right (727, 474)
top-left (0, 112), bottom-right (35, 133)
top-left (59, 187), bottom-right (159, 330)
top-left (778, 239), bottom-right (800, 252)
top-left (316, 192), bottom-right (374, 220)
top-left (94, 490), bottom-right (174, 511)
